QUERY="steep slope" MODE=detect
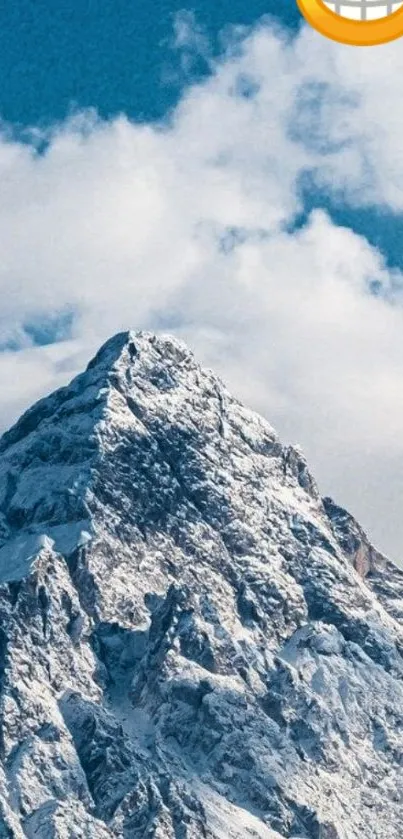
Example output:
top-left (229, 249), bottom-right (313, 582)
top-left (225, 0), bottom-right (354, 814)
top-left (0, 331), bottom-right (402, 839)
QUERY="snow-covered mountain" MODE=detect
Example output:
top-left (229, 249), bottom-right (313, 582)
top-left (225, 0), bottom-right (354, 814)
top-left (0, 330), bottom-right (402, 839)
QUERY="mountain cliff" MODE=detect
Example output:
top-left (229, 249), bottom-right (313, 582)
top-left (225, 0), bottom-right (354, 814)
top-left (0, 331), bottom-right (402, 839)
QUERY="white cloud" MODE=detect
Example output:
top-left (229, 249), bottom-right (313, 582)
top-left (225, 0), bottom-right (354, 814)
top-left (0, 20), bottom-right (403, 561)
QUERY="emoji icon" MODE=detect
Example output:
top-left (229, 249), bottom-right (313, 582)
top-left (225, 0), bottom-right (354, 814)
top-left (297, 0), bottom-right (403, 45)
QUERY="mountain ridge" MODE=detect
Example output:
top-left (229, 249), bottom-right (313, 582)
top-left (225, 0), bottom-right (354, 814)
top-left (0, 331), bottom-right (402, 838)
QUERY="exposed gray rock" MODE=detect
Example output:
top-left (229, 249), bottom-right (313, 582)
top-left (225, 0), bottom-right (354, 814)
top-left (0, 330), bottom-right (401, 838)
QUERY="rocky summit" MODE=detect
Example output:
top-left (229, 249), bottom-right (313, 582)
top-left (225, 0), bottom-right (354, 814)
top-left (0, 331), bottom-right (402, 839)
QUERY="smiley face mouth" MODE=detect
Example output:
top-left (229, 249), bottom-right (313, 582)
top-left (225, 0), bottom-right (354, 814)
top-left (323, 0), bottom-right (403, 19)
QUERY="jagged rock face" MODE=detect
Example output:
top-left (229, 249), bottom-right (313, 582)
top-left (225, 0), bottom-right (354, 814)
top-left (0, 331), bottom-right (402, 839)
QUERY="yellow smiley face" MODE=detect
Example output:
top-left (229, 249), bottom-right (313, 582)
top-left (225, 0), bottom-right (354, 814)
top-left (297, 0), bottom-right (403, 45)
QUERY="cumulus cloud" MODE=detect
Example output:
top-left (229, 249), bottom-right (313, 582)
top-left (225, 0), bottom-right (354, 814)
top-left (0, 19), bottom-right (403, 560)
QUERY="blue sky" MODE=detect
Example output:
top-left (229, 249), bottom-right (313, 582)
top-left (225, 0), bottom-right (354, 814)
top-left (0, 1), bottom-right (300, 125)
top-left (1, 2), bottom-right (403, 562)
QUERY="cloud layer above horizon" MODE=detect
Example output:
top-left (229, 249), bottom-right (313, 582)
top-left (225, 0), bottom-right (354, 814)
top-left (1, 18), bottom-right (403, 561)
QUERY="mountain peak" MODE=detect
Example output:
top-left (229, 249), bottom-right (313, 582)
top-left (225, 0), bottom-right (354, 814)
top-left (85, 329), bottom-right (194, 374)
top-left (0, 331), bottom-right (195, 453)
top-left (0, 333), bottom-right (402, 838)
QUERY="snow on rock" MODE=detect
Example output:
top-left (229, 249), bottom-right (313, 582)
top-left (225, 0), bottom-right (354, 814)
top-left (0, 330), bottom-right (402, 838)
